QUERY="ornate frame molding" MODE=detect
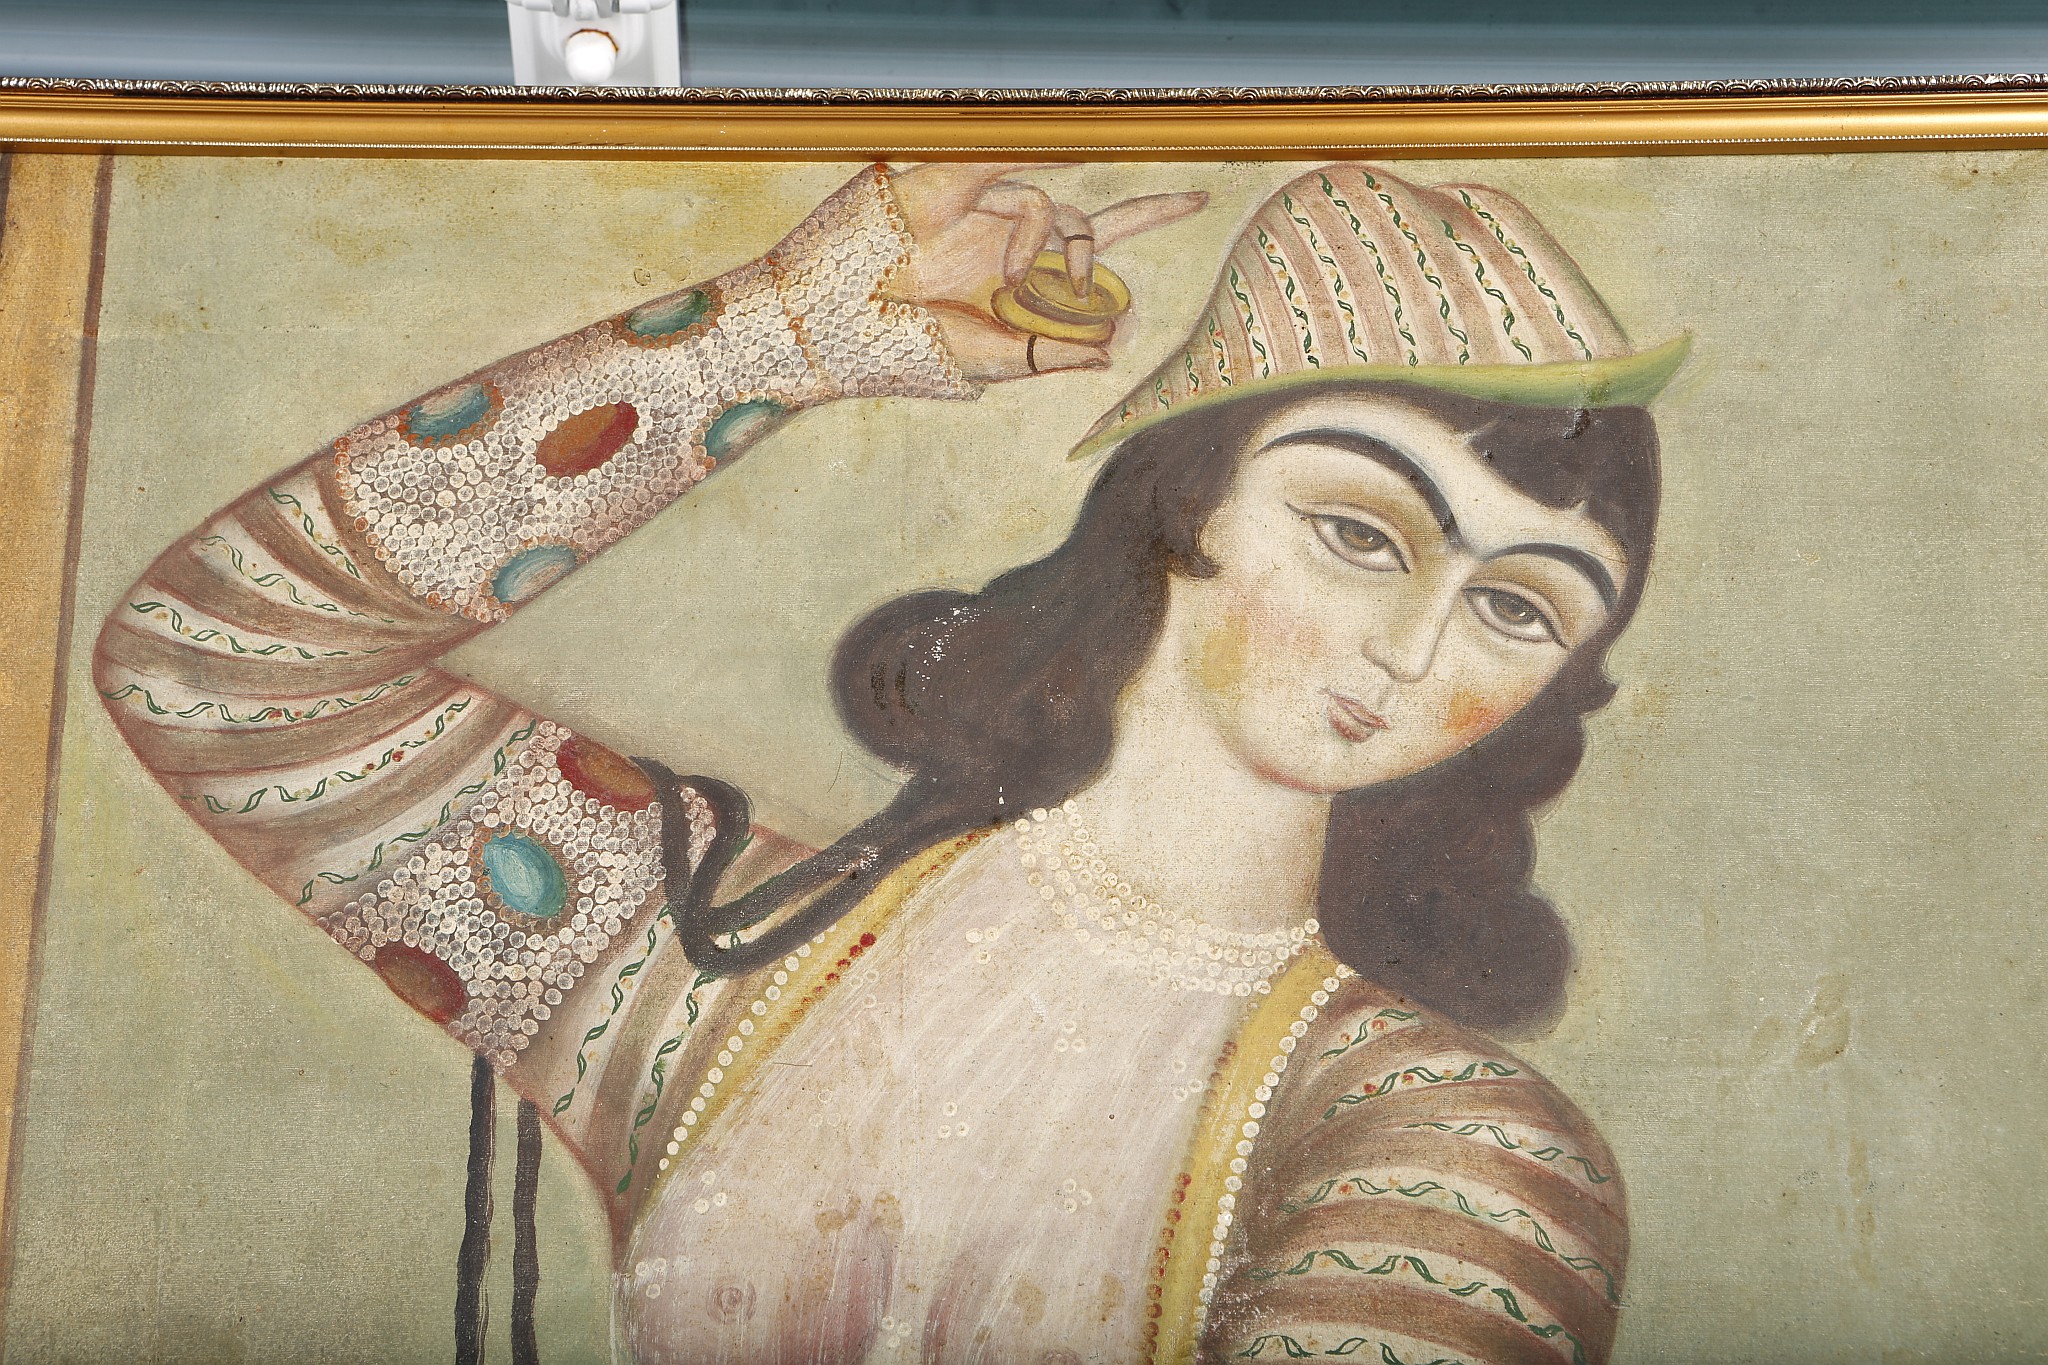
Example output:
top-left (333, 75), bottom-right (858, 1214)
top-left (5, 74), bottom-right (2048, 157)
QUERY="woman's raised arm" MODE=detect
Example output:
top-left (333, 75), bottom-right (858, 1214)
top-left (90, 162), bottom-right (987, 1199)
top-left (91, 161), bottom-right (1206, 1213)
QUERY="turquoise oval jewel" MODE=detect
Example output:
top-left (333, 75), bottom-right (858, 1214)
top-left (703, 399), bottom-right (790, 461)
top-left (625, 289), bottom-right (712, 340)
top-left (404, 383), bottom-right (495, 441)
top-left (489, 545), bottom-right (578, 605)
top-left (479, 833), bottom-right (567, 920)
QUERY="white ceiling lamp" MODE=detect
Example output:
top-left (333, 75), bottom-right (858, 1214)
top-left (507, 0), bottom-right (681, 86)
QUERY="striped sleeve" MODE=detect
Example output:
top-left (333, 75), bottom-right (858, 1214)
top-left (1209, 990), bottom-right (1628, 1365)
top-left (92, 165), bottom-right (971, 1208)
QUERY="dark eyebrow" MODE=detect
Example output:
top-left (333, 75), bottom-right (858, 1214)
top-left (1260, 428), bottom-right (1457, 534)
top-left (1493, 543), bottom-right (1620, 611)
top-left (1260, 427), bottom-right (1621, 610)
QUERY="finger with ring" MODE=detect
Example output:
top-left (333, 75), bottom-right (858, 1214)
top-left (1051, 204), bottom-right (1097, 295)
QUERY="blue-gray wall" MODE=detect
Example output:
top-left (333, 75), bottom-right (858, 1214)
top-left (0, 0), bottom-right (2043, 87)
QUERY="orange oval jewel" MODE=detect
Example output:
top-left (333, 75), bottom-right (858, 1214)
top-left (555, 735), bottom-right (656, 811)
top-left (535, 402), bottom-right (639, 478)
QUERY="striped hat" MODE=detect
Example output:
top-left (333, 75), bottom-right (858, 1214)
top-left (1070, 163), bottom-right (1688, 461)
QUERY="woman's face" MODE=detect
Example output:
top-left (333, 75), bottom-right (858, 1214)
top-left (1156, 392), bottom-right (1629, 796)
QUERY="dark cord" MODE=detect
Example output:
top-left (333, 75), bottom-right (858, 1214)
top-left (455, 1055), bottom-right (495, 1365)
top-left (511, 1098), bottom-right (543, 1365)
top-left (632, 757), bottom-right (909, 977)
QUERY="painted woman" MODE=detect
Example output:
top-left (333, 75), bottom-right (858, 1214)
top-left (97, 160), bottom-right (1685, 1363)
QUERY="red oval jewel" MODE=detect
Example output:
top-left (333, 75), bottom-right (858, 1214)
top-left (535, 402), bottom-right (638, 478)
top-left (373, 943), bottom-right (468, 1024)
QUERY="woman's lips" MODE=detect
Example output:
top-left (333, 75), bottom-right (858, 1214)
top-left (1325, 690), bottom-right (1391, 743)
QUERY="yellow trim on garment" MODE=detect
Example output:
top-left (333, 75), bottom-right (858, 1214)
top-left (1152, 944), bottom-right (1345, 1364)
top-left (635, 830), bottom-right (988, 1213)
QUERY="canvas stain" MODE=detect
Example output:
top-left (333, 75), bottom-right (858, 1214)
top-left (1192, 608), bottom-right (1252, 699)
top-left (1795, 974), bottom-right (1852, 1070)
top-left (815, 1194), bottom-right (862, 1236)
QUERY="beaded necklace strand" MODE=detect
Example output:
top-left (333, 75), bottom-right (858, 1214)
top-left (1011, 801), bottom-right (1319, 998)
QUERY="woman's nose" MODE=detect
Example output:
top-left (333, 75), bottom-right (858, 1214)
top-left (1363, 589), bottom-right (1457, 683)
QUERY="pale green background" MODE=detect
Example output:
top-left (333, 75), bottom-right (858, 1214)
top-left (9, 150), bottom-right (2047, 1361)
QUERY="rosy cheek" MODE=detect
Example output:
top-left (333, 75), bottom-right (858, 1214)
top-left (1446, 688), bottom-right (1512, 745)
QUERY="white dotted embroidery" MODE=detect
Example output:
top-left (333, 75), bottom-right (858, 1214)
top-left (319, 721), bottom-right (709, 1067)
top-left (1192, 968), bottom-right (1354, 1331)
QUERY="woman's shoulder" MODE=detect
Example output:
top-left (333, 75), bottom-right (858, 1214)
top-left (1269, 978), bottom-right (1626, 1209)
top-left (1211, 976), bottom-right (1630, 1362)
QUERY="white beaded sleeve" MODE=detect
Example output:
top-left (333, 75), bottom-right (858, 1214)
top-left (336, 166), bottom-right (973, 623)
top-left (94, 164), bottom-right (974, 1204)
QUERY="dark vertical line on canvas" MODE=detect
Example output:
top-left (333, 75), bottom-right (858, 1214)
top-left (0, 148), bottom-right (114, 1349)
top-left (0, 149), bottom-right (15, 259)
top-left (511, 1098), bottom-right (543, 1365)
top-left (456, 1055), bottom-right (497, 1365)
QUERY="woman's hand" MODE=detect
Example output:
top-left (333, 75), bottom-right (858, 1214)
top-left (884, 162), bottom-right (1208, 383)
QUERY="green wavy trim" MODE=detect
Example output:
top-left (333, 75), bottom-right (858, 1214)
top-left (100, 674), bottom-right (423, 726)
top-left (1438, 219), bottom-right (1530, 362)
top-left (1402, 1122), bottom-right (1614, 1185)
top-left (1324, 1061), bottom-right (1520, 1118)
top-left (1320, 173), bottom-right (1419, 365)
top-left (1318, 1007), bottom-right (1422, 1060)
top-left (127, 601), bottom-right (385, 660)
top-left (1279, 1174), bottom-right (1620, 1303)
top-left (618, 960), bottom-right (719, 1195)
top-left (553, 908), bottom-right (670, 1118)
top-left (194, 534), bottom-right (398, 623)
top-left (1229, 263), bottom-right (1270, 373)
top-left (1243, 1250), bottom-right (1591, 1365)
top-left (1360, 170), bottom-right (1469, 362)
top-left (185, 696), bottom-right (473, 814)
top-left (291, 719), bottom-right (537, 905)
top-left (1239, 1339), bottom-right (1462, 1363)
top-left (267, 486), bottom-right (361, 580)
top-left (1257, 223), bottom-right (1320, 369)
top-left (1285, 190), bottom-right (1367, 364)
top-left (1356, 1345), bottom-right (1460, 1364)
top-left (1455, 191), bottom-right (1594, 364)
top-left (1206, 309), bottom-right (1235, 387)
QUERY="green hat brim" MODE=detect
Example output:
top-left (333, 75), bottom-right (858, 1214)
top-left (1067, 333), bottom-right (1692, 463)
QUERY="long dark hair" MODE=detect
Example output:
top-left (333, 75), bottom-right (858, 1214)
top-left (643, 380), bottom-right (1660, 1035)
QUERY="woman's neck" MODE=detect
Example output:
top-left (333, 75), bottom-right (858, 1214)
top-left (1066, 660), bottom-right (1330, 938)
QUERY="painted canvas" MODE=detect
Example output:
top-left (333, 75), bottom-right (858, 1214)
top-left (4, 147), bottom-right (2044, 1364)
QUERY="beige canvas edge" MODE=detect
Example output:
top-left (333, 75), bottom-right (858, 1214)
top-left (0, 150), bottom-right (112, 1340)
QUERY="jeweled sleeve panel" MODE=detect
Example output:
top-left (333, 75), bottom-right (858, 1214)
top-left (92, 165), bottom-right (973, 1211)
top-left (1209, 987), bottom-right (1628, 1365)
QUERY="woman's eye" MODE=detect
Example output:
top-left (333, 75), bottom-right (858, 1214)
top-left (1306, 513), bottom-right (1406, 572)
top-left (1469, 587), bottom-right (1561, 645)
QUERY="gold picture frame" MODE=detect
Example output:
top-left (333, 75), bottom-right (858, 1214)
top-left (3, 78), bottom-right (2045, 1362)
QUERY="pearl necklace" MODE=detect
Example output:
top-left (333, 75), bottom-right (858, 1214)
top-left (1010, 802), bottom-right (1319, 998)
